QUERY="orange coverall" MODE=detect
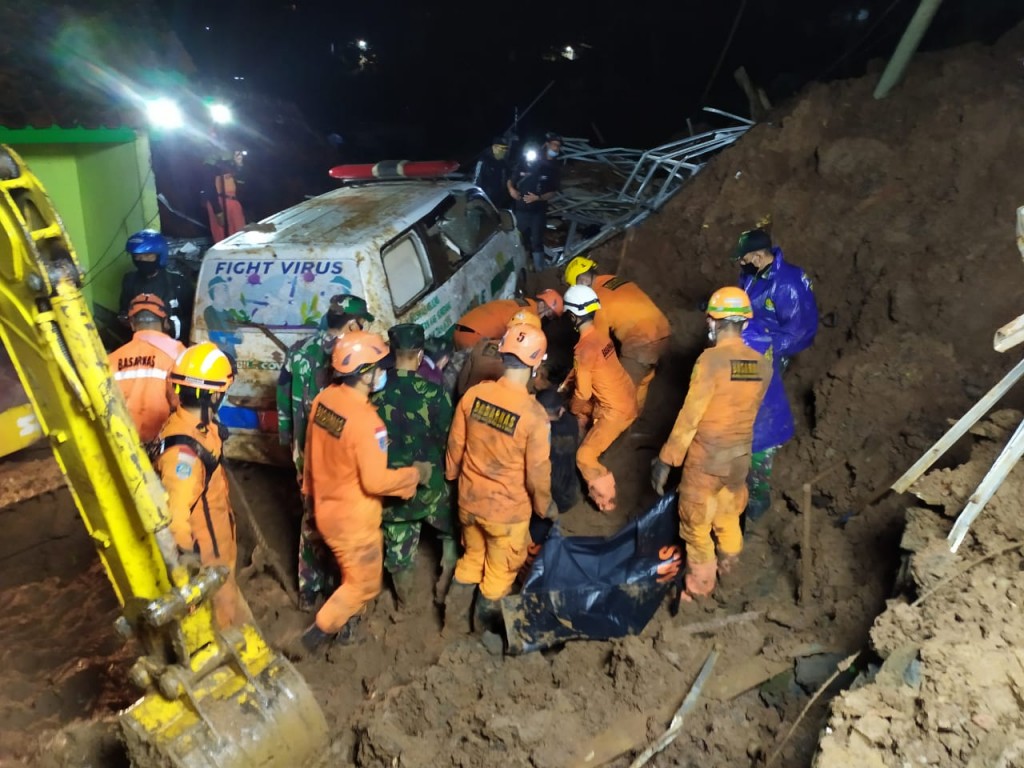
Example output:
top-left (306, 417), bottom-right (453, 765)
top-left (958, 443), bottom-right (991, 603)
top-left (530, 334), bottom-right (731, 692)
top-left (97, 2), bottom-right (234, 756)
top-left (445, 377), bottom-right (552, 599)
top-left (108, 330), bottom-right (185, 444)
top-left (155, 408), bottom-right (241, 629)
top-left (659, 335), bottom-right (771, 566)
top-left (569, 324), bottom-right (638, 511)
top-left (454, 298), bottom-right (538, 350)
top-left (303, 384), bottom-right (419, 633)
top-left (592, 275), bottom-right (670, 411)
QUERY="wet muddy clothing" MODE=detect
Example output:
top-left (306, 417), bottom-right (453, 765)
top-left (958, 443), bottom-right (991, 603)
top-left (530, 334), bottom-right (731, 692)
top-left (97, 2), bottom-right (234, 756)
top-left (454, 298), bottom-right (539, 350)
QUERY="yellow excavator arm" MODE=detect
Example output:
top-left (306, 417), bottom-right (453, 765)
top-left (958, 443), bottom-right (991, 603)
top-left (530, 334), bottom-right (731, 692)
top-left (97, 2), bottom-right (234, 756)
top-left (0, 146), bottom-right (327, 767)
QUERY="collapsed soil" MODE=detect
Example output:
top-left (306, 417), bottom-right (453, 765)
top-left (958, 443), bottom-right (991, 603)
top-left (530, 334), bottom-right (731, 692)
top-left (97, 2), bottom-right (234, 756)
top-left (2, 21), bottom-right (1024, 768)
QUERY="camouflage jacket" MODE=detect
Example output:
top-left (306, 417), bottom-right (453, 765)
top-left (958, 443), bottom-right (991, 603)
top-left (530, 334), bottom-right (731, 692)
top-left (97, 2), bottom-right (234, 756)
top-left (276, 332), bottom-right (332, 456)
top-left (373, 369), bottom-right (453, 522)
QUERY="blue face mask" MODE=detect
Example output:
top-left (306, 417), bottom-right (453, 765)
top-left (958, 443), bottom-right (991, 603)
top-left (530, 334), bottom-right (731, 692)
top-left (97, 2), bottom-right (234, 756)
top-left (546, 148), bottom-right (558, 160)
top-left (372, 369), bottom-right (388, 392)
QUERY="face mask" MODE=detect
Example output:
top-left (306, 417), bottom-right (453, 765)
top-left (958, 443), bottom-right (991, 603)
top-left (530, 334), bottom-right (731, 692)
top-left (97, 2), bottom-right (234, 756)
top-left (546, 148), bottom-right (558, 160)
top-left (136, 261), bottom-right (160, 277)
top-left (740, 260), bottom-right (760, 277)
top-left (372, 369), bottom-right (388, 392)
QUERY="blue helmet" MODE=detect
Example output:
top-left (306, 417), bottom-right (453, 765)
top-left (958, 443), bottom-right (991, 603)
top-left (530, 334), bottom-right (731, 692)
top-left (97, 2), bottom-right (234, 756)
top-left (126, 229), bottom-right (169, 269)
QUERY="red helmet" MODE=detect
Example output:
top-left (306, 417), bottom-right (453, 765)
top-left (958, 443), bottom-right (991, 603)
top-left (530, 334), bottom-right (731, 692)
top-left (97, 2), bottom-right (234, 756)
top-left (535, 289), bottom-right (564, 317)
top-left (499, 323), bottom-right (548, 366)
top-left (128, 293), bottom-right (167, 320)
top-left (331, 330), bottom-right (390, 374)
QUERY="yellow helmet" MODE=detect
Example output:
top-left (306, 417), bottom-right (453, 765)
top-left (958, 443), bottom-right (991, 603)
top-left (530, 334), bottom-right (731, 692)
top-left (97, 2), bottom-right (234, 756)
top-left (706, 287), bottom-right (753, 319)
top-left (508, 308), bottom-right (543, 329)
top-left (563, 256), bottom-right (597, 286)
top-left (170, 342), bottom-right (235, 393)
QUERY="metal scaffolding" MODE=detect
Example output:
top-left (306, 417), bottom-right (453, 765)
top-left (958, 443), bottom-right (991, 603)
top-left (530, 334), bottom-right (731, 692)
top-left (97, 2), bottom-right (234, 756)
top-left (544, 107), bottom-right (754, 265)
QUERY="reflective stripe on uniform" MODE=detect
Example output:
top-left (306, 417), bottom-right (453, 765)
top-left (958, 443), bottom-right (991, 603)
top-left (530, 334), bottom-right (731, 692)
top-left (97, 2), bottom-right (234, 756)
top-left (113, 368), bottom-right (169, 381)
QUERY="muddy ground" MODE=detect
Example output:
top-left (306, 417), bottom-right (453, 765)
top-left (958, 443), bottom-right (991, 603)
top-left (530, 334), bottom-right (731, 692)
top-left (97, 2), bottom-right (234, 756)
top-left (3, 21), bottom-right (1024, 768)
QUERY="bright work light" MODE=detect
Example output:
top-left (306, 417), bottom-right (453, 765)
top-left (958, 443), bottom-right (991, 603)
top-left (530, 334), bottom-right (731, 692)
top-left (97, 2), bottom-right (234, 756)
top-left (146, 98), bottom-right (184, 129)
top-left (209, 103), bottom-right (233, 124)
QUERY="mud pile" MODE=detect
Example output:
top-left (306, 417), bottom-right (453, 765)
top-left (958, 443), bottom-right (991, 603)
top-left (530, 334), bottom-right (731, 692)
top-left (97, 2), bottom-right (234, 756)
top-left (817, 410), bottom-right (1024, 767)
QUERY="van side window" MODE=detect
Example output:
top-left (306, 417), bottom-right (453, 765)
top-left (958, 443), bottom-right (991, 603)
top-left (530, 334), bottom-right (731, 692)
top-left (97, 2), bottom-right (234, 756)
top-left (382, 233), bottom-right (433, 311)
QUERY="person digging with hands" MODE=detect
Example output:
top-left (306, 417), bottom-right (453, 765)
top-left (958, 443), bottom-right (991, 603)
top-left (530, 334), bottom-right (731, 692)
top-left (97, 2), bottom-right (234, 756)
top-left (651, 287), bottom-right (770, 603)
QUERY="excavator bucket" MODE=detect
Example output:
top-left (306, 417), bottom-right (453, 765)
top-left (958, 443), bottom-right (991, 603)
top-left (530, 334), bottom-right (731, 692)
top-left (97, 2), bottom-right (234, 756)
top-left (120, 625), bottom-right (327, 768)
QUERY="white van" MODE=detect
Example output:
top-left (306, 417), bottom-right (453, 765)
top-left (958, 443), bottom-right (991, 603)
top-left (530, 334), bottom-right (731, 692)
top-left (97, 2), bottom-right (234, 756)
top-left (191, 178), bottom-right (527, 464)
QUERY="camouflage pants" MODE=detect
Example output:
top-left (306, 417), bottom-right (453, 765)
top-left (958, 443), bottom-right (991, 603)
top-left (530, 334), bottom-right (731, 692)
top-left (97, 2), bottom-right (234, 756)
top-left (297, 506), bottom-right (339, 609)
top-left (382, 499), bottom-right (455, 574)
top-left (745, 446), bottom-right (778, 521)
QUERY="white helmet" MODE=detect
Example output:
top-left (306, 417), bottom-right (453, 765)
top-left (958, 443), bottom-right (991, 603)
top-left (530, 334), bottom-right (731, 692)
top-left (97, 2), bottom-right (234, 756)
top-left (563, 285), bottom-right (601, 317)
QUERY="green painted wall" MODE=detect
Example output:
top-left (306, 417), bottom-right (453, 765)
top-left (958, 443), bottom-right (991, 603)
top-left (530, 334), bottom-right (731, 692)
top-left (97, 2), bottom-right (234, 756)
top-left (11, 136), bottom-right (159, 317)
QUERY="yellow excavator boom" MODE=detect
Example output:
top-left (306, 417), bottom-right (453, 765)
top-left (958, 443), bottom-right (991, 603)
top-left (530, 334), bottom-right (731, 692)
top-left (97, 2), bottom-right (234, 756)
top-left (0, 146), bottom-right (327, 767)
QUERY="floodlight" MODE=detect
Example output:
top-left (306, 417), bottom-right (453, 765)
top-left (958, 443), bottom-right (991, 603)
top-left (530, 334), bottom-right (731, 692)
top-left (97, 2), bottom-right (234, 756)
top-left (146, 98), bottom-right (184, 129)
top-left (209, 103), bottom-right (233, 124)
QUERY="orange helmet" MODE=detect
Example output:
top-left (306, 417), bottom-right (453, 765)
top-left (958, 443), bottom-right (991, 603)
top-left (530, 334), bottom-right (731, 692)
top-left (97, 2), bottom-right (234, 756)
top-left (170, 342), bottom-right (235, 393)
top-left (706, 286), bottom-right (753, 319)
top-left (127, 293), bottom-right (167, 320)
top-left (535, 289), bottom-right (564, 317)
top-left (508, 308), bottom-right (543, 329)
top-left (331, 330), bottom-right (391, 374)
top-left (499, 323), bottom-right (547, 366)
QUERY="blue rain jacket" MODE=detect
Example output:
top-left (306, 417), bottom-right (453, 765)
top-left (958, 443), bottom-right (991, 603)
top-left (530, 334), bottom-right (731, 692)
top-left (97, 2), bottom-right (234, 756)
top-left (742, 324), bottom-right (794, 453)
top-left (740, 247), bottom-right (818, 360)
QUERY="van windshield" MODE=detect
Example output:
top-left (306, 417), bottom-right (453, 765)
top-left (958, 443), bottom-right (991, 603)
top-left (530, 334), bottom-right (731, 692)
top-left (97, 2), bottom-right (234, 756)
top-left (195, 255), bottom-right (359, 333)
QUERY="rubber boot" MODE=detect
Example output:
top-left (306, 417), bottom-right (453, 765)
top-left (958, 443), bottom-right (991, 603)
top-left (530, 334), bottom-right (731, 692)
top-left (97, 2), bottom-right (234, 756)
top-left (473, 595), bottom-right (503, 635)
top-left (284, 622), bottom-right (332, 661)
top-left (443, 581), bottom-right (476, 637)
top-left (391, 569), bottom-right (417, 612)
top-left (678, 560), bottom-right (717, 604)
top-left (434, 537), bottom-right (459, 605)
top-left (588, 472), bottom-right (617, 513)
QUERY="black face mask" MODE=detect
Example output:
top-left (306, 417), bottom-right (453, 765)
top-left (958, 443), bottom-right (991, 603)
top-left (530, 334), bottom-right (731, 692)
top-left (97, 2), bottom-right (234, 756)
top-left (136, 262), bottom-right (161, 277)
top-left (740, 261), bottom-right (760, 277)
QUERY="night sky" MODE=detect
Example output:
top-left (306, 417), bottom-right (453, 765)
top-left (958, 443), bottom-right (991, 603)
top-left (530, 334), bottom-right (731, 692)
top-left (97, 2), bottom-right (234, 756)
top-left (150, 0), bottom-right (1023, 204)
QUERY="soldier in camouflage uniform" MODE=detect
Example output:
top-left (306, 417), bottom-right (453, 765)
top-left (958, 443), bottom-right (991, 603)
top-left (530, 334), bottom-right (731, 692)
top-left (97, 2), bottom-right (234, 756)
top-left (373, 323), bottom-right (457, 608)
top-left (276, 294), bottom-right (374, 610)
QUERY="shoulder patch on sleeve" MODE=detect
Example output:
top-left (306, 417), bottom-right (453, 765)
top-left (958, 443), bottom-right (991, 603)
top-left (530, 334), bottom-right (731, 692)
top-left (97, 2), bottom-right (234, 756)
top-left (375, 426), bottom-right (389, 452)
top-left (175, 458), bottom-right (194, 479)
top-left (313, 402), bottom-right (347, 438)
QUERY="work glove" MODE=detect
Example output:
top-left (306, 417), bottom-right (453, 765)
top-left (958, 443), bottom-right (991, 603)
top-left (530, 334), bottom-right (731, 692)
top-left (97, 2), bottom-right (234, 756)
top-left (413, 461), bottom-right (434, 486)
top-left (543, 500), bottom-right (560, 522)
top-left (651, 457), bottom-right (671, 496)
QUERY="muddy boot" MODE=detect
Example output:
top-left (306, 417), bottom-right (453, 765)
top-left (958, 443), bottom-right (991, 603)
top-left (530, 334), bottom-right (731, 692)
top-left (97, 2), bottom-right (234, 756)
top-left (391, 569), bottom-right (417, 612)
top-left (334, 616), bottom-right (361, 646)
top-left (473, 596), bottom-right (503, 636)
top-left (442, 581), bottom-right (476, 637)
top-left (433, 537), bottom-right (459, 605)
top-left (283, 623), bottom-right (332, 661)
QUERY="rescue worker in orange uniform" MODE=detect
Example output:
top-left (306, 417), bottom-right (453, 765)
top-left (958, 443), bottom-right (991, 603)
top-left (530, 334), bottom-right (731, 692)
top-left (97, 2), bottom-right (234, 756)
top-left (453, 289), bottom-right (563, 350)
top-left (107, 294), bottom-right (185, 446)
top-left (651, 287), bottom-right (771, 602)
top-left (563, 256), bottom-right (670, 413)
top-left (444, 323), bottom-right (557, 636)
top-left (154, 342), bottom-right (245, 629)
top-left (454, 293), bottom-right (560, 398)
top-left (295, 331), bottom-right (433, 657)
top-left (564, 285), bottom-right (637, 513)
